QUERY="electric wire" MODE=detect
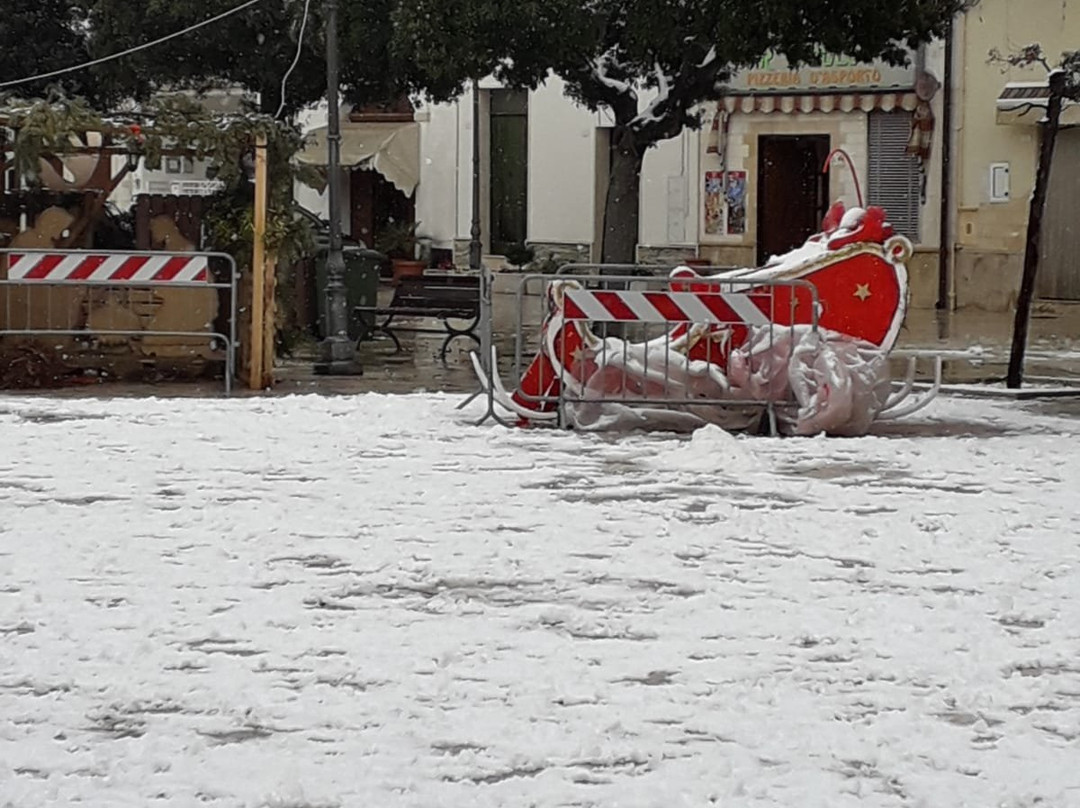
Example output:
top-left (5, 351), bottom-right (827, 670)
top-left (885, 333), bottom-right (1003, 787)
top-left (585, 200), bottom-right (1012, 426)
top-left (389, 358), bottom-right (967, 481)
top-left (0, 0), bottom-right (267, 90)
top-left (275, 0), bottom-right (313, 119)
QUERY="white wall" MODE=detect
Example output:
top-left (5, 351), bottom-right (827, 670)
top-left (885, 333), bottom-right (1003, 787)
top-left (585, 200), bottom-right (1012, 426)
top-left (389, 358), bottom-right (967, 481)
top-left (526, 75), bottom-right (598, 246)
top-left (451, 83), bottom-right (484, 249)
top-left (639, 126), bottom-right (698, 249)
top-left (110, 156), bottom-right (135, 211)
top-left (294, 102), bottom-right (331, 221)
top-left (423, 75), bottom-right (605, 253)
top-left (293, 102), bottom-right (352, 239)
top-left (293, 171), bottom-right (351, 240)
top-left (415, 73), bottom-right (713, 257)
top-left (919, 40), bottom-right (946, 248)
top-left (414, 101), bottom-right (459, 248)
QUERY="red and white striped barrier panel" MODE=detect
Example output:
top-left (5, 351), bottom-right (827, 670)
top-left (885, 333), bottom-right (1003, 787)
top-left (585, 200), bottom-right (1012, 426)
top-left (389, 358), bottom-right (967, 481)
top-left (5, 253), bottom-right (209, 283)
top-left (562, 288), bottom-right (772, 327)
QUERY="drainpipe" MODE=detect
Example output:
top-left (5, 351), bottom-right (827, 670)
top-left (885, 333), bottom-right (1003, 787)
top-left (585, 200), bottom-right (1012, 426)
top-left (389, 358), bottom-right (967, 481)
top-left (936, 15), bottom-right (955, 310)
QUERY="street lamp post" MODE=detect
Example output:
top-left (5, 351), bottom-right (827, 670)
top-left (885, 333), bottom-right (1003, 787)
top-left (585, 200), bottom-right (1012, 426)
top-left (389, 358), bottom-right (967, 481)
top-left (468, 79), bottom-right (482, 270)
top-left (315, 0), bottom-right (361, 375)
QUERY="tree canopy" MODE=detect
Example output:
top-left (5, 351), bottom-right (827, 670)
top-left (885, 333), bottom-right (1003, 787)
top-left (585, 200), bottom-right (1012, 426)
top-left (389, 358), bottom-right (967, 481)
top-left (2, 0), bottom-right (400, 117)
top-left (0, 0), bottom-right (95, 102)
top-left (395, 0), bottom-right (959, 128)
top-left (393, 0), bottom-right (966, 260)
top-left (87, 0), bottom-right (403, 115)
top-left (4, 0), bottom-right (969, 262)
top-left (1, 93), bottom-right (316, 263)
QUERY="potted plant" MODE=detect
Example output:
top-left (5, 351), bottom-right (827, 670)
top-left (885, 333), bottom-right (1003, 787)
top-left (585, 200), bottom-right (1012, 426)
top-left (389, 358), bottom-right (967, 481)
top-left (375, 221), bottom-right (425, 282)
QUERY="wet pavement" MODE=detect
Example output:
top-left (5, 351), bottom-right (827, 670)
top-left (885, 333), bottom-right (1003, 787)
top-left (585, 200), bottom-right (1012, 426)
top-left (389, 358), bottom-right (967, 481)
top-left (6, 282), bottom-right (1080, 400)
top-left (278, 291), bottom-right (1080, 397)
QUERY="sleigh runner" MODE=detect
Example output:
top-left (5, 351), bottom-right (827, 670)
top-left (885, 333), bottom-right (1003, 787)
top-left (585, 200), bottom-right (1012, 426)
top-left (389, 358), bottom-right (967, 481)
top-left (469, 201), bottom-right (941, 436)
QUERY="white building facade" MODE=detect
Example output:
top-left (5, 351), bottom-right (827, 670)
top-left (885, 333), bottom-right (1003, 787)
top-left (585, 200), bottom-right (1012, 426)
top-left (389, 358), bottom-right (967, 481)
top-left (412, 47), bottom-right (946, 306)
top-left (414, 74), bottom-right (700, 268)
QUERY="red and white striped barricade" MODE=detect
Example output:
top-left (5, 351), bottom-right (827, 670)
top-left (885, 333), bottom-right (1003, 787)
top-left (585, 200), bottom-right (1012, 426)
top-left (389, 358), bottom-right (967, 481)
top-left (5, 252), bottom-right (211, 284)
top-left (470, 216), bottom-right (940, 434)
top-left (562, 287), bottom-right (773, 328)
top-left (0, 250), bottom-right (238, 393)
top-left (497, 269), bottom-right (819, 432)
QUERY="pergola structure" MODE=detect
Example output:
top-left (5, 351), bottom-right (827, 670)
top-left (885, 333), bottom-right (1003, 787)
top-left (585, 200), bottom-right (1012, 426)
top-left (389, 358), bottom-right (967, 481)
top-left (0, 100), bottom-right (280, 389)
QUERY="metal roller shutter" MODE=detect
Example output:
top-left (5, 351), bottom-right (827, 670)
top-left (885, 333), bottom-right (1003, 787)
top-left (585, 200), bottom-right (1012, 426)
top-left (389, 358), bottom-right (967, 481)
top-left (867, 111), bottom-right (921, 242)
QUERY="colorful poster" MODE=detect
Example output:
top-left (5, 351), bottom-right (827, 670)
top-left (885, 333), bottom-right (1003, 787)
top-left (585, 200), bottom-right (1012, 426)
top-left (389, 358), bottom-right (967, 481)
top-left (725, 170), bottom-right (747, 235)
top-left (704, 171), bottom-right (724, 235)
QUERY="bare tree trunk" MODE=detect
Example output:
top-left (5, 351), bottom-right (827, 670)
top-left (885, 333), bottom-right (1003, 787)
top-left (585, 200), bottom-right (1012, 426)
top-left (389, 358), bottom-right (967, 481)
top-left (601, 131), bottom-right (645, 265)
top-left (1007, 71), bottom-right (1067, 388)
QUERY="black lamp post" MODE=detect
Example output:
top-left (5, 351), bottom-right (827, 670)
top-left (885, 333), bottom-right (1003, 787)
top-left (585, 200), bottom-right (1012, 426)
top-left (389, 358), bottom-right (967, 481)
top-left (468, 79), bottom-right (482, 270)
top-left (315, 0), bottom-right (362, 375)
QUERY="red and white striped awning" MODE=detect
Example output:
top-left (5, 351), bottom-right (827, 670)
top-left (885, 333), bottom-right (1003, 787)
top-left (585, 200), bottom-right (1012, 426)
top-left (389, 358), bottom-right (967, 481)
top-left (720, 92), bottom-right (919, 115)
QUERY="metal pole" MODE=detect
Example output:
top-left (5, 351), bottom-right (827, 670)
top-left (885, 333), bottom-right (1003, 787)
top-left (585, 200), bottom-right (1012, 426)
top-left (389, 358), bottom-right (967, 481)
top-left (315, 0), bottom-right (362, 375)
top-left (936, 15), bottom-right (955, 311)
top-left (1007, 70), bottom-right (1067, 389)
top-left (468, 79), bottom-right (482, 271)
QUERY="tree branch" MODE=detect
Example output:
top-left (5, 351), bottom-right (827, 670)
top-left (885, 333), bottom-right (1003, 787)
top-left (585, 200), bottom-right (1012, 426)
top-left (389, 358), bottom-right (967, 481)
top-left (628, 55), bottom-right (730, 145)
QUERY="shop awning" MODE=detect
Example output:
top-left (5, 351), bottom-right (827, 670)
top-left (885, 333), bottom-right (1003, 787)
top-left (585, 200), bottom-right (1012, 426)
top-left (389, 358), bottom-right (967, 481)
top-left (297, 121), bottom-right (420, 196)
top-left (720, 91), bottom-right (919, 115)
top-left (996, 82), bottom-right (1080, 126)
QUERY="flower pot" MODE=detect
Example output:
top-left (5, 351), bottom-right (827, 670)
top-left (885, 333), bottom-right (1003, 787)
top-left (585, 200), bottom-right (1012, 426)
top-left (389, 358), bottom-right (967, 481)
top-left (391, 258), bottom-right (427, 283)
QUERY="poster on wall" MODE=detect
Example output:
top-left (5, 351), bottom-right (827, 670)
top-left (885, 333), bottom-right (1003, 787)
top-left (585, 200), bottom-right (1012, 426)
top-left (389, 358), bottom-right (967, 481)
top-left (725, 170), bottom-right (747, 235)
top-left (704, 171), bottom-right (724, 235)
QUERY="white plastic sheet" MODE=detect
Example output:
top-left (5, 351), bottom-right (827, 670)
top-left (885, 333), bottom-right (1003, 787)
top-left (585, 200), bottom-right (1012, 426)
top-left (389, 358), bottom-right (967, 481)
top-left (564, 326), bottom-right (892, 436)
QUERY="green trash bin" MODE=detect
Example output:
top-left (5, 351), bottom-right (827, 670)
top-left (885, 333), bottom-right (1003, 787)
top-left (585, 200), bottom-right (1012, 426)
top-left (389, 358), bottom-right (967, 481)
top-left (314, 247), bottom-right (387, 341)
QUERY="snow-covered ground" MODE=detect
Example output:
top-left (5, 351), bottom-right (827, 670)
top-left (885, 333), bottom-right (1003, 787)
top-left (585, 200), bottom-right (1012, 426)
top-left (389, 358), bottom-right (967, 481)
top-left (1, 393), bottom-right (1079, 807)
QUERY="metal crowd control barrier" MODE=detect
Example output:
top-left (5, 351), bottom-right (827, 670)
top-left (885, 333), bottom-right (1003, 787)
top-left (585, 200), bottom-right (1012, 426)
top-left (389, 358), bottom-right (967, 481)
top-left (0, 249), bottom-right (238, 393)
top-left (467, 263), bottom-right (819, 434)
top-left (556, 262), bottom-right (740, 278)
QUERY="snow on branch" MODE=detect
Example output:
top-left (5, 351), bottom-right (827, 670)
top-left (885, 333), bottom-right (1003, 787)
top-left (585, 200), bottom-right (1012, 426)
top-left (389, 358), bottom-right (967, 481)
top-left (591, 48), bottom-right (636, 99)
top-left (988, 43), bottom-right (1052, 72)
top-left (989, 44), bottom-right (1080, 101)
top-left (628, 64), bottom-right (675, 133)
top-left (654, 62), bottom-right (670, 99)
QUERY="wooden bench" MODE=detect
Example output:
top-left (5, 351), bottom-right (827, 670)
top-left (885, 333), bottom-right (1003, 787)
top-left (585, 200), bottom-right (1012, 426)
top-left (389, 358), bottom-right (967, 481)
top-left (355, 273), bottom-right (481, 361)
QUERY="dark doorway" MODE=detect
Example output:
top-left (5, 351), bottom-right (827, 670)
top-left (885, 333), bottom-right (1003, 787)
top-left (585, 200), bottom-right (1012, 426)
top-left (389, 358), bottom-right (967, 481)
top-left (489, 89), bottom-right (529, 255)
top-left (351, 168), bottom-right (415, 249)
top-left (756, 135), bottom-right (830, 264)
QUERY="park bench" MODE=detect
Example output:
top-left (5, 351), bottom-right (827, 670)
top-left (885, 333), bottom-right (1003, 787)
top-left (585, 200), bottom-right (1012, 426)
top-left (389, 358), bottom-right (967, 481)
top-left (355, 272), bottom-right (481, 361)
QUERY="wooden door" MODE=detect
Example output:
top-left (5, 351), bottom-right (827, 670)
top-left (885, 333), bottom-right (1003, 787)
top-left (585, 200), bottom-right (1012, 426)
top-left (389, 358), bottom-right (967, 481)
top-left (489, 89), bottom-right (529, 255)
top-left (756, 135), bottom-right (830, 265)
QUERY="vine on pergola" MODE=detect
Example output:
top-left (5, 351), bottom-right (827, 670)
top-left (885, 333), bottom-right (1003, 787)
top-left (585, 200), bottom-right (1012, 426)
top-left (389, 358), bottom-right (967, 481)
top-left (1, 93), bottom-right (320, 264)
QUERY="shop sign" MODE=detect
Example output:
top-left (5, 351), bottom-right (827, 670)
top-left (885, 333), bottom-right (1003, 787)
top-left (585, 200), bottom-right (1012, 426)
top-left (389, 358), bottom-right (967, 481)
top-left (728, 50), bottom-right (916, 94)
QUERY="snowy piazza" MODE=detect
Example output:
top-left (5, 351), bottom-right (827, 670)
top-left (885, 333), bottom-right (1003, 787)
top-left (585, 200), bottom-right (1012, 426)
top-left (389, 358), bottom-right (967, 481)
top-left (3, 392), bottom-right (1080, 806)
top-left (3, 0), bottom-right (1080, 806)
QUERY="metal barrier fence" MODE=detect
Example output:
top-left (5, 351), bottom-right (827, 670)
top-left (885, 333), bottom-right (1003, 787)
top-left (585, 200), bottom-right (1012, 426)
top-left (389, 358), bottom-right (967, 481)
top-left (531, 261), bottom-right (743, 374)
top-left (469, 264), bottom-right (820, 433)
top-left (556, 262), bottom-right (740, 278)
top-left (0, 249), bottom-right (238, 393)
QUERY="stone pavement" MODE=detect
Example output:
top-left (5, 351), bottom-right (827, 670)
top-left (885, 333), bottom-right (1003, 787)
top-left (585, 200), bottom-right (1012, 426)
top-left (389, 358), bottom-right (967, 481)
top-left (274, 294), bottom-right (1080, 397)
top-left (6, 287), bottom-right (1080, 400)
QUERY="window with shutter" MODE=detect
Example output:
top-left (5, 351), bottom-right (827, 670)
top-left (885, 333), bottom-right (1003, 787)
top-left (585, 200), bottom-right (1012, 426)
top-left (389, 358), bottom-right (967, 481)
top-left (867, 111), bottom-right (921, 242)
